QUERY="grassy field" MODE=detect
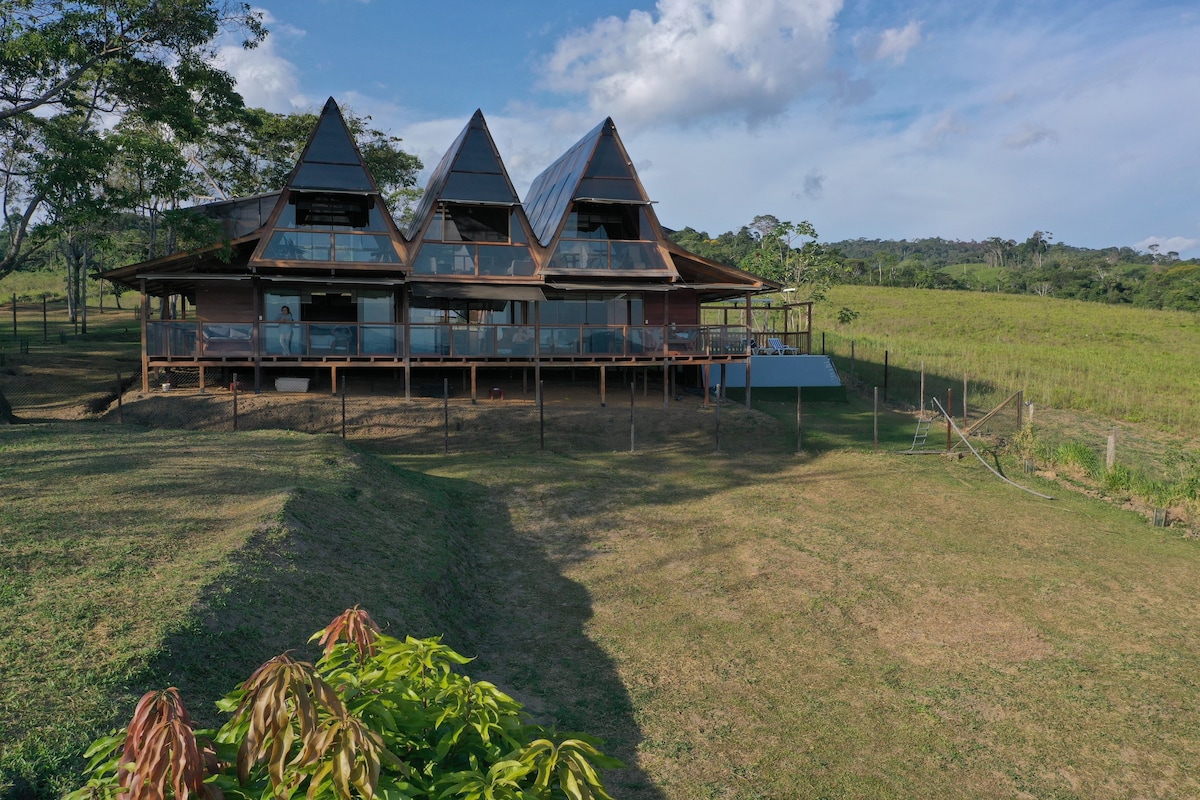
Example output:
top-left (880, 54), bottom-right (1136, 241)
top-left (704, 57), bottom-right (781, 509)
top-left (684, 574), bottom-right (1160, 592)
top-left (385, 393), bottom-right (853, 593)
top-left (5, 286), bottom-right (1200, 798)
top-left (813, 285), bottom-right (1200, 434)
top-left (4, 418), bottom-right (1200, 799)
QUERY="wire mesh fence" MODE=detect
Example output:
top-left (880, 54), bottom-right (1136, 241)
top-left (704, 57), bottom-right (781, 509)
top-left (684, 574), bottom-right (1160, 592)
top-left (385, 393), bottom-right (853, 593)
top-left (1, 362), bottom-right (783, 456)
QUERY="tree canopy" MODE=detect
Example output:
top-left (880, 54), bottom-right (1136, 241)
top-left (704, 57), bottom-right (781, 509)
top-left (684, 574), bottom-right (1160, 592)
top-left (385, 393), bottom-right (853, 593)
top-left (1, 0), bottom-right (266, 279)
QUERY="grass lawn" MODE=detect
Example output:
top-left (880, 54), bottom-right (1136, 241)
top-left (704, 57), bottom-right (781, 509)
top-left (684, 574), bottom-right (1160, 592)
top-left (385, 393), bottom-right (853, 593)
top-left (814, 286), bottom-right (1200, 435)
top-left (6, 405), bottom-right (1200, 799)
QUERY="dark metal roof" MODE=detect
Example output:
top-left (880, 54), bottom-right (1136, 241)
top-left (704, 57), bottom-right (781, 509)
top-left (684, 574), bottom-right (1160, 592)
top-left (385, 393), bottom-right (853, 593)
top-left (286, 97), bottom-right (378, 193)
top-left (523, 118), bottom-right (651, 247)
top-left (405, 110), bottom-right (523, 240)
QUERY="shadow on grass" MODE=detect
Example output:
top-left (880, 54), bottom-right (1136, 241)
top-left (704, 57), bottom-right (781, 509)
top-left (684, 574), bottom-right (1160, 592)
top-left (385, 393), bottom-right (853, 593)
top-left (123, 452), bottom-right (666, 800)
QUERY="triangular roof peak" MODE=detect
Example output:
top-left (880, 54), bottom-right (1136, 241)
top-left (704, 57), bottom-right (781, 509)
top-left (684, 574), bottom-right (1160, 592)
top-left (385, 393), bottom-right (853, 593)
top-left (247, 97), bottom-right (407, 267)
top-left (523, 117), bottom-right (651, 246)
top-left (405, 108), bottom-right (523, 239)
top-left (285, 97), bottom-right (378, 193)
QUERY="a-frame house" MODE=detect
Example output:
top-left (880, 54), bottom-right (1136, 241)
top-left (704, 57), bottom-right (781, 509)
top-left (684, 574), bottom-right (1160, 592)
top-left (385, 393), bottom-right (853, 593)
top-left (103, 99), bottom-right (789, 399)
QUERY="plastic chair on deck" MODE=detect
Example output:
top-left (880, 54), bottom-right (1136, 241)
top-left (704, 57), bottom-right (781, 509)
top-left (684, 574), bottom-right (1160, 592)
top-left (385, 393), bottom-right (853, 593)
top-left (766, 337), bottom-right (799, 355)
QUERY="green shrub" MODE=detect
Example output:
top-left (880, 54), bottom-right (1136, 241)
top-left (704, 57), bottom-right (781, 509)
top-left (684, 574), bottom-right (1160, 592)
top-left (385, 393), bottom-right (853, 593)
top-left (1102, 464), bottom-right (1134, 494)
top-left (67, 608), bottom-right (618, 800)
top-left (1052, 441), bottom-right (1101, 479)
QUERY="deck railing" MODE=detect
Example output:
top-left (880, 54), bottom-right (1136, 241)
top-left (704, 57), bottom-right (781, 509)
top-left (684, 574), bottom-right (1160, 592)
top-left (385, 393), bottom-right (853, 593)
top-left (146, 321), bottom-right (762, 360)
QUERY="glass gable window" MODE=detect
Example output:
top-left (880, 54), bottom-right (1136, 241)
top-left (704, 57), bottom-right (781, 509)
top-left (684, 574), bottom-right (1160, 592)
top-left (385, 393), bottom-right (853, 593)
top-left (549, 202), bottom-right (666, 271)
top-left (262, 192), bottom-right (400, 264)
top-left (415, 202), bottom-right (532, 276)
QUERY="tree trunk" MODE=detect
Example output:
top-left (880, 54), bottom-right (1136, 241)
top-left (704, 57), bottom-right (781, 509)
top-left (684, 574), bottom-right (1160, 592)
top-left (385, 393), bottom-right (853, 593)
top-left (0, 387), bottom-right (16, 423)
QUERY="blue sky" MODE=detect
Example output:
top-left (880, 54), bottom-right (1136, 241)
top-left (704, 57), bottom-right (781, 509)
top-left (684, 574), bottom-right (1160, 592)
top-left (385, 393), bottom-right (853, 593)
top-left (217, 0), bottom-right (1200, 255)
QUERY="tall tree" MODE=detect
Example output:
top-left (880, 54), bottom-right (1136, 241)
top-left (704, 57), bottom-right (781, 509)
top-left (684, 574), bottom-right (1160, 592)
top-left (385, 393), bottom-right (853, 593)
top-left (740, 219), bottom-right (845, 302)
top-left (189, 107), bottom-right (423, 220)
top-left (0, 0), bottom-right (266, 279)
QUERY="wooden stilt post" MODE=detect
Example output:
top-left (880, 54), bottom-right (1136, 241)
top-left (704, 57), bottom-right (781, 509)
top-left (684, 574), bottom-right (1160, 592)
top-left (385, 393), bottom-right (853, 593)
top-left (662, 361), bottom-right (669, 408)
top-left (599, 364), bottom-right (606, 407)
top-left (443, 378), bottom-right (450, 455)
top-left (198, 366), bottom-right (205, 395)
top-left (470, 365), bottom-right (477, 404)
top-left (330, 365), bottom-right (338, 395)
top-left (140, 281), bottom-right (150, 393)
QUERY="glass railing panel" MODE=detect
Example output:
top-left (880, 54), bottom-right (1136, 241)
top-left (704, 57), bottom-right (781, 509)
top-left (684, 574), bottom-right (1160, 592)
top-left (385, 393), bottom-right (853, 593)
top-left (409, 325), bottom-right (451, 356)
top-left (147, 321), bottom-right (199, 357)
top-left (495, 325), bottom-right (536, 356)
top-left (360, 324), bottom-right (400, 355)
top-left (539, 326), bottom-right (582, 355)
top-left (262, 231), bottom-right (332, 261)
top-left (199, 322), bottom-right (254, 356)
top-left (626, 326), bottom-right (665, 354)
top-left (582, 326), bottom-right (626, 355)
top-left (477, 245), bottom-right (535, 277)
top-left (264, 322), bottom-right (305, 356)
top-left (548, 240), bottom-right (609, 270)
top-left (414, 243), bottom-right (475, 275)
top-left (453, 325), bottom-right (496, 357)
top-left (306, 323), bottom-right (358, 355)
top-left (333, 233), bottom-right (400, 264)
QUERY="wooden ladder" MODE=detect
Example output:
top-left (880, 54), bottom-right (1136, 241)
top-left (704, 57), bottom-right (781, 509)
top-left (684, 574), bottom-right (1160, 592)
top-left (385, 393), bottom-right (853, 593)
top-left (910, 412), bottom-right (937, 450)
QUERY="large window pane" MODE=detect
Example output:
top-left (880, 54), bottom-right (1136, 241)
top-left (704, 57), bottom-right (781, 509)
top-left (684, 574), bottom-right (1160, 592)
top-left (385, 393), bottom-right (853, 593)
top-left (357, 291), bottom-right (394, 322)
top-left (440, 205), bottom-right (508, 243)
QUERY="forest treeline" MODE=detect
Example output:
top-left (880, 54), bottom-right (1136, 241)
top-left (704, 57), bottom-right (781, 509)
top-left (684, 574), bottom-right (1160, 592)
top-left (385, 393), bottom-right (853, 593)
top-left (669, 219), bottom-right (1200, 312)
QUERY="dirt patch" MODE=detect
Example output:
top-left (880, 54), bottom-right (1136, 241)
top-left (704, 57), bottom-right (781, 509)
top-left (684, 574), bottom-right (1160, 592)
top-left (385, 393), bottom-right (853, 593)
top-left (858, 587), bottom-right (1054, 667)
top-left (99, 381), bottom-right (785, 456)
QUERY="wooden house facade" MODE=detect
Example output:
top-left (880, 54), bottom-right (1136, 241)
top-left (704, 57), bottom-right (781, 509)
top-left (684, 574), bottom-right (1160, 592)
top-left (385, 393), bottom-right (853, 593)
top-left (104, 99), bottom-right (788, 397)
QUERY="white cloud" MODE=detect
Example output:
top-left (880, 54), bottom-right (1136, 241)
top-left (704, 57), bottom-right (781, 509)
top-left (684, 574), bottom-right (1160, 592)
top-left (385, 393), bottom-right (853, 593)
top-left (1134, 236), bottom-right (1200, 256)
top-left (1003, 123), bottom-right (1058, 149)
top-left (215, 9), bottom-right (308, 112)
top-left (542, 0), bottom-right (842, 127)
top-left (872, 21), bottom-right (923, 65)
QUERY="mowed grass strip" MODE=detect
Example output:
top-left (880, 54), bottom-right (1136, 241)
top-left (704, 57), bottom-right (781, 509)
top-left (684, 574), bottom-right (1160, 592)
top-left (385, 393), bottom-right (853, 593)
top-left (401, 447), bottom-right (1200, 799)
top-left (813, 286), bottom-right (1200, 434)
top-left (0, 424), bottom-right (487, 798)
